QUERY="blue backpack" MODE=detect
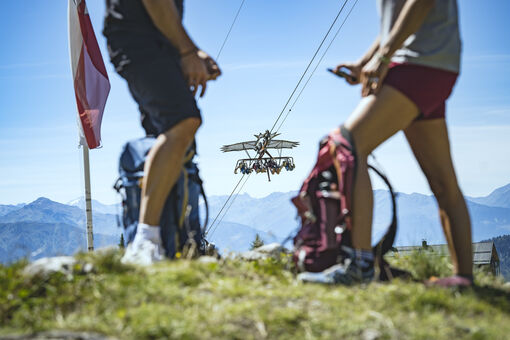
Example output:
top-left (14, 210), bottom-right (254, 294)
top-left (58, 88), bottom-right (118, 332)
top-left (114, 137), bottom-right (209, 258)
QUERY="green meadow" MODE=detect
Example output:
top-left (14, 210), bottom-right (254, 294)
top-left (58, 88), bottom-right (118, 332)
top-left (1, 249), bottom-right (509, 339)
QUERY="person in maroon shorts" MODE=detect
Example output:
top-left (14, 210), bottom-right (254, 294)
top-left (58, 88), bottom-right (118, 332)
top-left (300, 0), bottom-right (473, 286)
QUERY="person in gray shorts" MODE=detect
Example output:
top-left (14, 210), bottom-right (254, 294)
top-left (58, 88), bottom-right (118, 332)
top-left (104, 0), bottom-right (220, 265)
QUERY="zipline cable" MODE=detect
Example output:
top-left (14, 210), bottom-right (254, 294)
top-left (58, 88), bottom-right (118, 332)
top-left (269, 0), bottom-right (350, 134)
top-left (205, 174), bottom-right (245, 236)
top-left (212, 173), bottom-right (251, 235)
top-left (215, 0), bottom-right (247, 61)
top-left (207, 0), bottom-right (356, 238)
top-left (275, 0), bottom-right (359, 134)
top-left (203, 0), bottom-right (247, 237)
top-left (207, 173), bottom-right (251, 237)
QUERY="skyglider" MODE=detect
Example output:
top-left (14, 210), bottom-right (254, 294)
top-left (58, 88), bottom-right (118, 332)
top-left (221, 130), bottom-right (299, 181)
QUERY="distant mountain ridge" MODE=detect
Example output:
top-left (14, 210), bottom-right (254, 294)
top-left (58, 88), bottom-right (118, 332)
top-left (205, 185), bottom-right (510, 247)
top-left (0, 221), bottom-right (118, 264)
top-left (1, 197), bottom-right (119, 236)
top-left (207, 221), bottom-right (277, 252)
top-left (0, 197), bottom-right (122, 264)
top-left (0, 203), bottom-right (26, 217)
top-left (468, 183), bottom-right (510, 209)
top-left (67, 197), bottom-right (119, 215)
top-left (2, 182), bottom-right (510, 264)
top-left (2, 197), bottom-right (85, 226)
top-left (204, 191), bottom-right (299, 238)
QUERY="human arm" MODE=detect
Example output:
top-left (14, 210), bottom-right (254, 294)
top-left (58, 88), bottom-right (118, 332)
top-left (361, 0), bottom-right (435, 96)
top-left (141, 0), bottom-right (221, 96)
top-left (334, 36), bottom-right (381, 85)
top-left (378, 0), bottom-right (435, 60)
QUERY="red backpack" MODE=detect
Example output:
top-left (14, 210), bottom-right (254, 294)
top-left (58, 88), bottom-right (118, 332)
top-left (292, 127), bottom-right (404, 280)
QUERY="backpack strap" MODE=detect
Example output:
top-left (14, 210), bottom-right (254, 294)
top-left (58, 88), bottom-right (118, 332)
top-left (193, 166), bottom-right (210, 254)
top-left (178, 168), bottom-right (190, 229)
top-left (368, 164), bottom-right (397, 258)
top-left (178, 149), bottom-right (195, 229)
top-left (182, 149), bottom-right (209, 241)
top-left (199, 183), bottom-right (209, 234)
top-left (174, 148), bottom-right (197, 253)
top-left (183, 154), bottom-right (209, 234)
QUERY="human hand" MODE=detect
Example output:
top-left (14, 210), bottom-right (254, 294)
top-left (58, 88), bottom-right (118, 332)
top-left (360, 54), bottom-right (390, 97)
top-left (334, 62), bottom-right (362, 85)
top-left (197, 50), bottom-right (222, 81)
top-left (180, 49), bottom-right (210, 97)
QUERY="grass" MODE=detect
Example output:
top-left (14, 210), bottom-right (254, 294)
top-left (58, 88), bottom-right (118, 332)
top-left (1, 248), bottom-right (509, 339)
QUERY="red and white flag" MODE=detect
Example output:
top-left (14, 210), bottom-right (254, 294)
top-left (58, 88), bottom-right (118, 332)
top-left (68, 0), bottom-right (110, 149)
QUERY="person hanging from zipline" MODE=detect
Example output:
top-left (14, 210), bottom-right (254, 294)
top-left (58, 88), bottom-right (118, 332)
top-left (103, 0), bottom-right (221, 265)
top-left (301, 0), bottom-right (473, 287)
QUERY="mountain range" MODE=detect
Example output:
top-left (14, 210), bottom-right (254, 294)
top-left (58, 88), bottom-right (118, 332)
top-left (1, 197), bottom-right (119, 236)
top-left (1, 183), bottom-right (510, 264)
top-left (204, 184), bottom-right (510, 247)
top-left (66, 197), bottom-right (119, 215)
top-left (468, 183), bottom-right (510, 209)
top-left (0, 222), bottom-right (119, 263)
top-left (0, 198), bottom-right (121, 263)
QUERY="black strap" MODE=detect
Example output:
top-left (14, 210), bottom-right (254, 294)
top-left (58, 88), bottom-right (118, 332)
top-left (369, 164), bottom-right (397, 258)
top-left (190, 165), bottom-right (209, 234)
top-left (367, 164), bottom-right (411, 281)
top-left (113, 177), bottom-right (123, 193)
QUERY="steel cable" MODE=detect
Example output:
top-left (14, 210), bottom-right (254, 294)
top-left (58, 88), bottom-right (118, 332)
top-left (208, 0), bottom-right (357, 238)
top-left (275, 0), bottom-right (359, 134)
top-left (215, 0), bottom-right (246, 61)
top-left (204, 174), bottom-right (245, 236)
top-left (207, 173), bottom-right (251, 237)
top-left (269, 0), bottom-right (350, 134)
top-left (203, 0), bottom-right (247, 237)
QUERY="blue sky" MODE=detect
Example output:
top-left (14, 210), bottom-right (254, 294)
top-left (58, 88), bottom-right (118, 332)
top-left (0, 0), bottom-right (509, 205)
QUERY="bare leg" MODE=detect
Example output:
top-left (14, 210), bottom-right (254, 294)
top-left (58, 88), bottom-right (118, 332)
top-left (139, 117), bottom-right (201, 226)
top-left (343, 85), bottom-right (420, 249)
top-left (404, 119), bottom-right (473, 276)
top-left (297, 85), bottom-right (421, 284)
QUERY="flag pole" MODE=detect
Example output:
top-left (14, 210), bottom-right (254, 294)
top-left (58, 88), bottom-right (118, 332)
top-left (82, 143), bottom-right (94, 251)
top-left (69, 0), bottom-right (110, 252)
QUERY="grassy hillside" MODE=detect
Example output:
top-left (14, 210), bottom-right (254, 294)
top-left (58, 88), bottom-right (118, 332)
top-left (1, 249), bottom-right (510, 339)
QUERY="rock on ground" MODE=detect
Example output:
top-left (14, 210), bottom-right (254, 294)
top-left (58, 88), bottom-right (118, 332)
top-left (237, 243), bottom-right (290, 261)
top-left (22, 256), bottom-right (93, 278)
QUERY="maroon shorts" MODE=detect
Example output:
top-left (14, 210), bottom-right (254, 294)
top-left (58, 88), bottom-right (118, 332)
top-left (383, 62), bottom-right (458, 120)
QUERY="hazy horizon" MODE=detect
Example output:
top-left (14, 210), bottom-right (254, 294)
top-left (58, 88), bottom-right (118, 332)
top-left (4, 182), bottom-right (509, 207)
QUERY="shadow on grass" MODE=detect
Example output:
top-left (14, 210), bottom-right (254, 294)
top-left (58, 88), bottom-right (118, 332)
top-left (472, 285), bottom-right (510, 314)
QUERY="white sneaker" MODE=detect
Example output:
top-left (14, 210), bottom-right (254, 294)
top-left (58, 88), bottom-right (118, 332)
top-left (121, 235), bottom-right (165, 266)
